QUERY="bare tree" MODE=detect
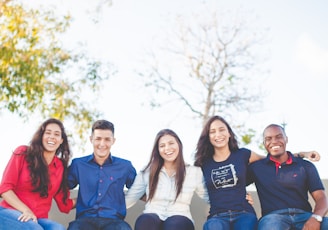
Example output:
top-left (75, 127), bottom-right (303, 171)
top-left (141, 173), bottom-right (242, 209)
top-left (139, 8), bottom-right (268, 141)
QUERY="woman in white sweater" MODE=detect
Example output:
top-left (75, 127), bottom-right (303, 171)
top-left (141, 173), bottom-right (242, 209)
top-left (125, 129), bottom-right (208, 230)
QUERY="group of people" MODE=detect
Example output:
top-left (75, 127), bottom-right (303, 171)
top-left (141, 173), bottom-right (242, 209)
top-left (0, 116), bottom-right (327, 230)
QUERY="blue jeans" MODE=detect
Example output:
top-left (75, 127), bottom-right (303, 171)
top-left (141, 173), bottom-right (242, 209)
top-left (0, 206), bottom-right (65, 230)
top-left (203, 210), bottom-right (258, 230)
top-left (258, 208), bottom-right (328, 230)
top-left (68, 217), bottom-right (132, 230)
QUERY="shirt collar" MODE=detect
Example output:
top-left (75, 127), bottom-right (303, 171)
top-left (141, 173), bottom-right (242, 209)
top-left (51, 155), bottom-right (61, 168)
top-left (87, 154), bottom-right (113, 165)
top-left (266, 151), bottom-right (294, 166)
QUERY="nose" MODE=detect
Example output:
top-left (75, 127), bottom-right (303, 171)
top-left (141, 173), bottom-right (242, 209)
top-left (99, 139), bottom-right (105, 146)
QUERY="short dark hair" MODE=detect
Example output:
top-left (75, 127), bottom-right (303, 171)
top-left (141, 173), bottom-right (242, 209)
top-left (263, 124), bottom-right (286, 138)
top-left (91, 120), bottom-right (114, 135)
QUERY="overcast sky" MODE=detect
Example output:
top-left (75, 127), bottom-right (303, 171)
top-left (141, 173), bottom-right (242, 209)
top-left (1, 0), bottom-right (327, 180)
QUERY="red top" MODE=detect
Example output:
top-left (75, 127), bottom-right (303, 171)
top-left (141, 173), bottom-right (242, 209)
top-left (0, 145), bottom-right (73, 218)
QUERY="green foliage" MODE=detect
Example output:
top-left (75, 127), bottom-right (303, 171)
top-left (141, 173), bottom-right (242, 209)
top-left (0, 0), bottom-right (110, 143)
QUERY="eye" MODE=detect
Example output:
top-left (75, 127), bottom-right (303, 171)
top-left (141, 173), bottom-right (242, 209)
top-left (264, 137), bottom-right (271, 142)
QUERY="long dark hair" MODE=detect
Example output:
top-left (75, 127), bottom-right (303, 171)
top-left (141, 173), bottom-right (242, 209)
top-left (142, 129), bottom-right (186, 202)
top-left (25, 118), bottom-right (71, 203)
top-left (194, 115), bottom-right (239, 167)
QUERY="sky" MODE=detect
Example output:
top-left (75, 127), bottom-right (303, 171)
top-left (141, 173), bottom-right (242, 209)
top-left (1, 0), bottom-right (328, 180)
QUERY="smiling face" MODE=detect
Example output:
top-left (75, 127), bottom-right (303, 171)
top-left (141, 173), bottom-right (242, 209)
top-left (42, 123), bottom-right (63, 155)
top-left (209, 119), bottom-right (231, 150)
top-left (90, 129), bottom-right (116, 165)
top-left (158, 134), bottom-right (180, 164)
top-left (263, 125), bottom-right (288, 159)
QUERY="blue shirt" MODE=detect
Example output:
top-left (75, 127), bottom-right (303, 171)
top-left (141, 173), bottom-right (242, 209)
top-left (202, 148), bottom-right (256, 217)
top-left (68, 154), bottom-right (136, 219)
top-left (248, 152), bottom-right (324, 216)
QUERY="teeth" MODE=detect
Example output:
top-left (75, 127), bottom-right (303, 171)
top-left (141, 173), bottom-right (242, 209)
top-left (48, 142), bottom-right (55, 145)
top-left (215, 139), bottom-right (224, 142)
top-left (272, 146), bottom-right (280, 150)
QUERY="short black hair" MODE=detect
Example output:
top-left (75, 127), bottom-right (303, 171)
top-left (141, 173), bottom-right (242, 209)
top-left (263, 124), bottom-right (286, 137)
top-left (91, 120), bottom-right (114, 135)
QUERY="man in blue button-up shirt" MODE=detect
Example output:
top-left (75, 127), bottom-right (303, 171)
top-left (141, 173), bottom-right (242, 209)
top-left (67, 120), bottom-right (136, 230)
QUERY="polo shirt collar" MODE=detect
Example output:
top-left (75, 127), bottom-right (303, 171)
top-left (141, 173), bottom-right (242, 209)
top-left (266, 151), bottom-right (296, 174)
top-left (264, 151), bottom-right (295, 165)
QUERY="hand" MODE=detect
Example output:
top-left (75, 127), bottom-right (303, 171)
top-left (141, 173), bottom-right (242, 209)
top-left (304, 151), bottom-right (320, 162)
top-left (18, 209), bottom-right (37, 222)
top-left (302, 217), bottom-right (320, 230)
top-left (72, 198), bottom-right (77, 209)
top-left (246, 193), bottom-right (254, 205)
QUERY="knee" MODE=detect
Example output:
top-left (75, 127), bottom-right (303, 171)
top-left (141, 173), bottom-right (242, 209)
top-left (67, 220), bottom-right (80, 230)
top-left (136, 213), bottom-right (159, 223)
top-left (135, 213), bottom-right (160, 230)
top-left (203, 218), bottom-right (224, 230)
top-left (258, 215), bottom-right (280, 230)
top-left (164, 215), bottom-right (194, 230)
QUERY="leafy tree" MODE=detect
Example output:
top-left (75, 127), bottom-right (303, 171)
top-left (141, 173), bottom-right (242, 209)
top-left (0, 0), bottom-right (113, 142)
top-left (139, 8), bottom-right (268, 143)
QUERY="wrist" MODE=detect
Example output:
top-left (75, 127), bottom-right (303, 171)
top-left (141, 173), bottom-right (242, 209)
top-left (311, 214), bottom-right (322, 222)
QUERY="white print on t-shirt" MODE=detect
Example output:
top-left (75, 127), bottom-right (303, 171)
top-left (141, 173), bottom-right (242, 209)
top-left (211, 164), bottom-right (238, 189)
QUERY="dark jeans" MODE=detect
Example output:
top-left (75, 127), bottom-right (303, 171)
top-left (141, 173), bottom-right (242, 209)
top-left (135, 213), bottom-right (194, 230)
top-left (67, 217), bottom-right (132, 230)
top-left (258, 208), bottom-right (328, 230)
top-left (203, 210), bottom-right (258, 230)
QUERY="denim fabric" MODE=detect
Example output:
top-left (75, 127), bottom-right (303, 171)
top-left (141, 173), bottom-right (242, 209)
top-left (258, 208), bottom-right (328, 230)
top-left (0, 206), bottom-right (65, 230)
top-left (203, 210), bottom-right (258, 230)
top-left (67, 217), bottom-right (132, 230)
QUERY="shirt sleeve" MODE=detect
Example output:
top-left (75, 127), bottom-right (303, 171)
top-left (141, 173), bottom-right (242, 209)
top-left (68, 160), bottom-right (79, 190)
top-left (194, 167), bottom-right (209, 203)
top-left (125, 171), bottom-right (147, 209)
top-left (304, 160), bottom-right (325, 192)
top-left (53, 189), bottom-right (74, 213)
top-left (246, 163), bottom-right (255, 186)
top-left (0, 146), bottom-right (27, 195)
top-left (125, 162), bottom-right (137, 189)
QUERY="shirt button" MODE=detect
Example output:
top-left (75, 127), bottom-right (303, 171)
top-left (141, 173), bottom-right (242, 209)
top-left (100, 179), bottom-right (103, 183)
top-left (98, 193), bottom-right (101, 196)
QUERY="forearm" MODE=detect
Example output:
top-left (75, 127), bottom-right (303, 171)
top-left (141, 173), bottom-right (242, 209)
top-left (313, 195), bottom-right (328, 216)
top-left (1, 190), bottom-right (33, 214)
top-left (249, 151), bottom-right (265, 164)
top-left (295, 151), bottom-right (320, 161)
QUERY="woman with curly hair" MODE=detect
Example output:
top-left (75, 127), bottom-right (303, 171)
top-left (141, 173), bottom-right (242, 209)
top-left (0, 118), bottom-right (75, 230)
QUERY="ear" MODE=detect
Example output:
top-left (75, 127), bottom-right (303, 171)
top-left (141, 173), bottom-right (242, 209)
top-left (286, 136), bottom-right (288, 144)
top-left (89, 136), bottom-right (93, 143)
top-left (112, 137), bottom-right (116, 145)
